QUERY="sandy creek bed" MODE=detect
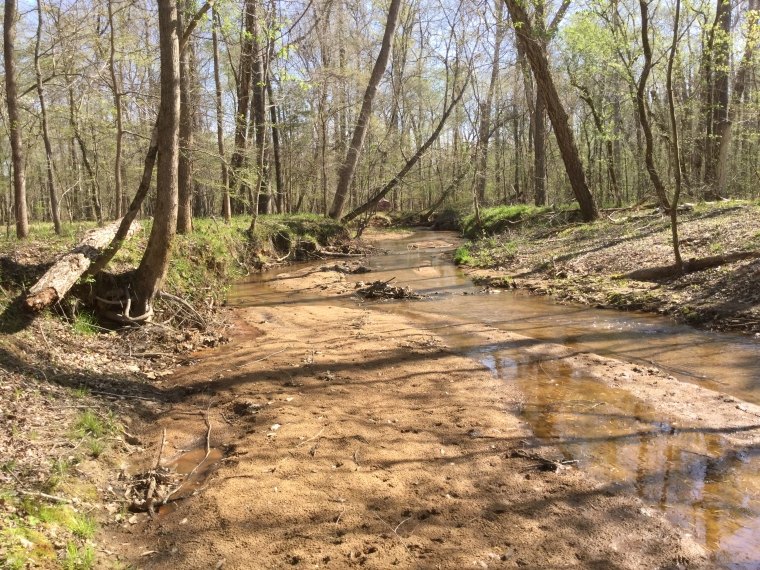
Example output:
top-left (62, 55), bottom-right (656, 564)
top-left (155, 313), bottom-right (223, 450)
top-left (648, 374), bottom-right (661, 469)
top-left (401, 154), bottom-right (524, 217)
top-left (107, 230), bottom-right (760, 569)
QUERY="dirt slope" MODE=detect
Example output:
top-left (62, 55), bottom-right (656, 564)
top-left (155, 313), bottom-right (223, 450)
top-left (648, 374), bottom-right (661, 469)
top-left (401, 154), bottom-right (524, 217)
top-left (462, 201), bottom-right (760, 334)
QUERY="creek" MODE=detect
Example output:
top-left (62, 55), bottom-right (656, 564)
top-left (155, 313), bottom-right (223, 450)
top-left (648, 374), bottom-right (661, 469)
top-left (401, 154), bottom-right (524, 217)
top-left (231, 229), bottom-right (760, 569)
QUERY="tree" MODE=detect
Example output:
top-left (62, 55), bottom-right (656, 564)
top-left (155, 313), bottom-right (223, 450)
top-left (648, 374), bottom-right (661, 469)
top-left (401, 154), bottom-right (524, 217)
top-left (329, 0), bottom-right (403, 220)
top-left (34, 0), bottom-right (62, 235)
top-left (107, 0), bottom-right (125, 218)
top-left (666, 0), bottom-right (684, 269)
top-left (132, 0), bottom-right (180, 317)
top-left (504, 0), bottom-right (598, 222)
top-left (636, 0), bottom-right (670, 211)
top-left (474, 0), bottom-right (506, 205)
top-left (715, 0), bottom-right (759, 194)
top-left (212, 8), bottom-right (232, 222)
top-left (703, 0), bottom-right (732, 192)
top-left (177, 0), bottom-right (195, 234)
top-left (4, 0), bottom-right (29, 239)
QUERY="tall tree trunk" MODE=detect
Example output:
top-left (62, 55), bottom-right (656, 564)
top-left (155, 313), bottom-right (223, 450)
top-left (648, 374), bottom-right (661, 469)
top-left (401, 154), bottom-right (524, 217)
top-left (504, 0), bottom-right (598, 221)
top-left (716, 1), bottom-right (758, 194)
top-left (4, 0), bottom-right (29, 239)
top-left (107, 0), bottom-right (125, 218)
top-left (267, 79), bottom-right (285, 213)
top-left (34, 0), bottom-right (61, 235)
top-left (667, 0), bottom-right (684, 269)
top-left (212, 9), bottom-right (231, 221)
top-left (329, 0), bottom-right (402, 219)
top-left (475, 0), bottom-right (505, 205)
top-left (133, 0), bottom-right (180, 316)
top-left (177, 1), bottom-right (194, 233)
top-left (704, 0), bottom-right (731, 192)
top-left (533, 92), bottom-right (547, 205)
top-left (250, 0), bottom-right (269, 219)
top-left (636, 0), bottom-right (671, 211)
top-left (229, 0), bottom-right (255, 214)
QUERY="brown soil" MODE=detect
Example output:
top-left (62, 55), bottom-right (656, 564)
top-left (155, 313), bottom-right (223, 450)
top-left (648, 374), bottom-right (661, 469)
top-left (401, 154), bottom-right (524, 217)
top-left (99, 263), bottom-right (737, 570)
top-left (464, 202), bottom-right (760, 334)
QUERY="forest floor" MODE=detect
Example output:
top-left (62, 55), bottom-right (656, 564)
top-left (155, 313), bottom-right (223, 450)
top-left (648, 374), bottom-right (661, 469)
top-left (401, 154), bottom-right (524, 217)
top-left (457, 200), bottom-right (760, 335)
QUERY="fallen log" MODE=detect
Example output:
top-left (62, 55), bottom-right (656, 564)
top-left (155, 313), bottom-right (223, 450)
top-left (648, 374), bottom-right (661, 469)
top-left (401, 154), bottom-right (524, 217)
top-left (619, 250), bottom-right (760, 282)
top-left (24, 219), bottom-right (141, 311)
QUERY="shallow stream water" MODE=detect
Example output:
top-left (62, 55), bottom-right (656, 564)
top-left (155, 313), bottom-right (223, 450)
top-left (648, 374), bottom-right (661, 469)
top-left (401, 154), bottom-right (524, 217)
top-left (231, 230), bottom-right (760, 569)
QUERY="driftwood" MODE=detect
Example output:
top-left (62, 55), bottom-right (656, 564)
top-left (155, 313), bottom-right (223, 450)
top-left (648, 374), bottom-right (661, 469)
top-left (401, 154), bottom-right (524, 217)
top-left (620, 250), bottom-right (760, 282)
top-left (24, 219), bottom-right (140, 311)
top-left (355, 278), bottom-right (423, 300)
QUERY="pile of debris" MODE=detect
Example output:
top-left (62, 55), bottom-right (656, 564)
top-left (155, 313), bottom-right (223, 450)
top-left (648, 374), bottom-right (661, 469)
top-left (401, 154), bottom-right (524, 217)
top-left (355, 278), bottom-right (424, 300)
top-left (319, 262), bottom-right (372, 274)
top-left (123, 466), bottom-right (184, 515)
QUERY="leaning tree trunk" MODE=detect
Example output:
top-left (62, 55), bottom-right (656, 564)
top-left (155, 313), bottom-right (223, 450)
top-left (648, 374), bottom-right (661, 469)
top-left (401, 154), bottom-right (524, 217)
top-left (25, 219), bottom-right (141, 311)
top-left (504, 0), bottom-right (598, 222)
top-left (34, 0), bottom-right (61, 235)
top-left (4, 0), bottom-right (29, 239)
top-left (342, 81), bottom-right (469, 224)
top-left (132, 0), bottom-right (180, 317)
top-left (329, 0), bottom-right (402, 219)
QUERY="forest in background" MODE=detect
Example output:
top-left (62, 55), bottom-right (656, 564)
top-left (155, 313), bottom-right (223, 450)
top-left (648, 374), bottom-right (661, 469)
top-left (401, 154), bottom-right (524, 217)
top-left (2, 0), bottom-right (759, 232)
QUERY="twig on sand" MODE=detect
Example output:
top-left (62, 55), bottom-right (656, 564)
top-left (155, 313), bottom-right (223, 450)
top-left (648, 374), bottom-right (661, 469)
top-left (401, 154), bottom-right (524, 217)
top-left (236, 346), bottom-right (290, 369)
top-left (296, 427), bottom-right (325, 448)
top-left (155, 428), bottom-right (167, 469)
top-left (17, 490), bottom-right (73, 504)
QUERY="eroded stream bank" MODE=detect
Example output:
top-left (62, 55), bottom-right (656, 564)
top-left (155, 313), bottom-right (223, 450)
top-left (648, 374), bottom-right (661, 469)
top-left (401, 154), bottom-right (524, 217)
top-left (112, 229), bottom-right (760, 569)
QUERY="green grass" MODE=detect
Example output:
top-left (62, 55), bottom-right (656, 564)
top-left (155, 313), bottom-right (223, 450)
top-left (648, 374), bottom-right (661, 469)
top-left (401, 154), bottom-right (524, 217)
top-left (64, 541), bottom-right (96, 570)
top-left (454, 237), bottom-right (518, 267)
top-left (462, 204), bottom-right (555, 237)
top-left (72, 311), bottom-right (99, 336)
top-left (74, 410), bottom-right (116, 439)
top-left (68, 513), bottom-right (96, 540)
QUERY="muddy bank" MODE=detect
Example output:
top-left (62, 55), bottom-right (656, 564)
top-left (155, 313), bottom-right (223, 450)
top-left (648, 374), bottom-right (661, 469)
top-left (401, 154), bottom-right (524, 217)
top-left (101, 261), bottom-right (727, 569)
top-left (456, 201), bottom-right (760, 334)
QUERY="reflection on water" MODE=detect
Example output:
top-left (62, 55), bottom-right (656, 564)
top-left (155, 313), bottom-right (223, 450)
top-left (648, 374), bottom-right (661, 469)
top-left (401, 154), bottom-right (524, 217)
top-left (479, 354), bottom-right (760, 568)
top-left (232, 229), bottom-right (760, 568)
